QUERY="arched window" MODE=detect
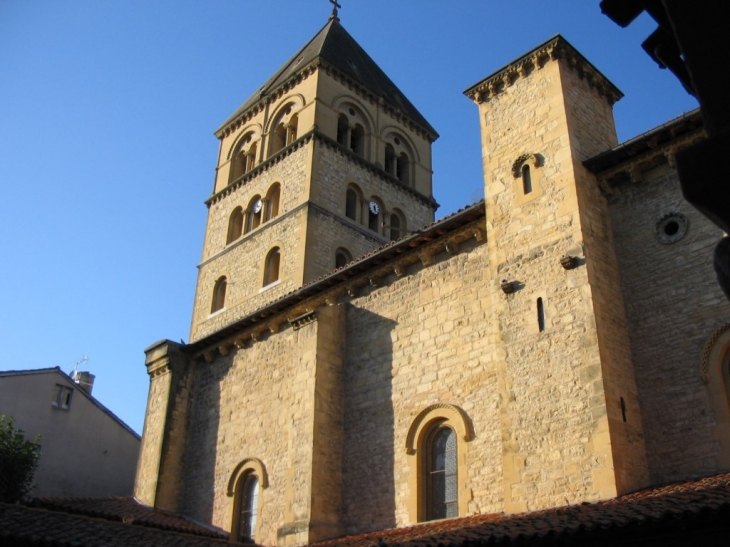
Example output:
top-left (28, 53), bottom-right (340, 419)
top-left (346, 189), bottom-right (358, 221)
top-left (397, 152), bottom-right (410, 184)
top-left (522, 164), bottom-right (532, 194)
top-left (335, 248), bottom-right (352, 268)
top-left (211, 276), bottom-right (227, 313)
top-left (264, 247), bottom-right (281, 286)
top-left (227, 207), bottom-right (244, 244)
top-left (390, 209), bottom-right (406, 240)
top-left (700, 324), bottom-right (730, 468)
top-left (368, 198), bottom-right (383, 233)
top-left (269, 105), bottom-right (299, 157)
top-left (234, 473), bottom-right (259, 543)
top-left (384, 144), bottom-right (396, 175)
top-left (426, 424), bottom-right (458, 520)
top-left (345, 184), bottom-right (364, 223)
top-left (334, 102), bottom-right (370, 158)
top-left (350, 124), bottom-right (365, 156)
top-left (264, 183), bottom-right (281, 222)
top-left (406, 404), bottom-right (473, 524)
top-left (245, 195), bottom-right (263, 234)
top-left (230, 133), bottom-right (258, 184)
top-left (337, 114), bottom-right (349, 146)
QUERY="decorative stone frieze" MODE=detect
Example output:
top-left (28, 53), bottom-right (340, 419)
top-left (464, 35), bottom-right (623, 106)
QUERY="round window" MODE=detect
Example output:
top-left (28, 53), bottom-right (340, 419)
top-left (655, 213), bottom-right (688, 244)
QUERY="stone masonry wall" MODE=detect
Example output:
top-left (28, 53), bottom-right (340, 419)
top-left (311, 141), bottom-right (434, 239)
top-left (181, 321), bottom-right (318, 547)
top-left (559, 61), bottom-right (649, 494)
top-left (476, 56), bottom-right (623, 512)
top-left (305, 206), bottom-right (383, 278)
top-left (608, 160), bottom-right (730, 483)
top-left (342, 236), bottom-right (504, 534)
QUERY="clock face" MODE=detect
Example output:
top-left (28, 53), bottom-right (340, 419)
top-left (253, 199), bottom-right (263, 214)
top-left (369, 201), bottom-right (380, 215)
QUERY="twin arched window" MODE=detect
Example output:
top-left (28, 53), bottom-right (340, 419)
top-left (226, 184), bottom-right (282, 245)
top-left (344, 184), bottom-right (406, 238)
top-left (337, 113), bottom-right (366, 157)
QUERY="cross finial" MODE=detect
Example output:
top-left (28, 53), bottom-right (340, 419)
top-left (329, 0), bottom-right (341, 18)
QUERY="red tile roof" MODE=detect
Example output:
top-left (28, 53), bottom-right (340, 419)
top-left (0, 502), bottom-right (239, 547)
top-left (30, 496), bottom-right (226, 538)
top-left (313, 473), bottom-right (730, 547)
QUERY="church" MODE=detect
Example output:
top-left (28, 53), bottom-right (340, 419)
top-left (132, 8), bottom-right (730, 546)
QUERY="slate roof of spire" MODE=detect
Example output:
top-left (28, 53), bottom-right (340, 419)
top-left (217, 16), bottom-right (437, 138)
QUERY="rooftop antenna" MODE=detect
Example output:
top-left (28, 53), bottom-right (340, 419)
top-left (70, 355), bottom-right (89, 382)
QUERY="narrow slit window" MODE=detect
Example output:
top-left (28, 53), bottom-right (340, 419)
top-left (621, 397), bottom-right (627, 422)
top-left (537, 297), bottom-right (545, 332)
top-left (522, 164), bottom-right (532, 194)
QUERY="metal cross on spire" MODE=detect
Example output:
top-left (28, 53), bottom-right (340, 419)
top-left (329, 0), bottom-right (342, 18)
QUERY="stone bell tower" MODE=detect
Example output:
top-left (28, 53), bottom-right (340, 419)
top-left (189, 12), bottom-right (439, 343)
top-left (465, 35), bottom-right (650, 509)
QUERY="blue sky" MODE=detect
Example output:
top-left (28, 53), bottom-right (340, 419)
top-left (0, 1), bottom-right (697, 435)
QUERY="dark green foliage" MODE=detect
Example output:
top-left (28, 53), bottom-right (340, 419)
top-left (0, 415), bottom-right (41, 503)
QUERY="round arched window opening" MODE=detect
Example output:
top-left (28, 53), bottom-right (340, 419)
top-left (655, 213), bottom-right (688, 244)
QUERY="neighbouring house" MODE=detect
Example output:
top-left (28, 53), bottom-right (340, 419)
top-left (0, 367), bottom-right (140, 498)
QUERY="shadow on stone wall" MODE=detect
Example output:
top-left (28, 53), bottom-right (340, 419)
top-left (342, 305), bottom-right (397, 534)
top-left (180, 354), bottom-right (233, 523)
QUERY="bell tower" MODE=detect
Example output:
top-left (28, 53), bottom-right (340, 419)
top-left (189, 12), bottom-right (439, 343)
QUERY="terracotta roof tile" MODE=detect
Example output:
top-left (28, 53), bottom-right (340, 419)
top-left (30, 496), bottom-right (226, 538)
top-left (312, 473), bottom-right (730, 547)
top-left (0, 502), bottom-right (242, 547)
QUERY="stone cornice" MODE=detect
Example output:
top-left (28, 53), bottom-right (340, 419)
top-left (594, 130), bottom-right (704, 194)
top-left (206, 133), bottom-right (312, 207)
top-left (205, 129), bottom-right (439, 210)
top-left (584, 110), bottom-right (705, 193)
top-left (185, 204), bottom-right (487, 361)
top-left (463, 35), bottom-right (623, 106)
